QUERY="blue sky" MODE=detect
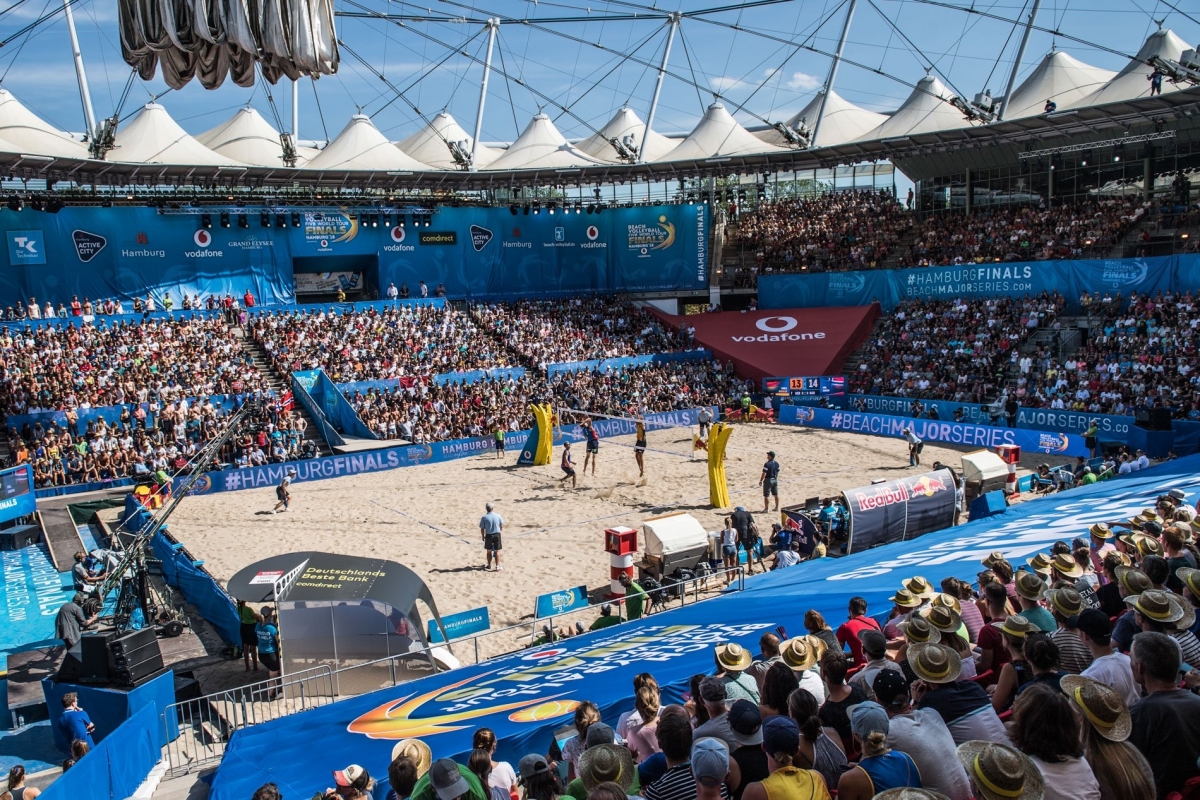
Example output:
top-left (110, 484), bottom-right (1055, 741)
top-left (2, 0), bottom-right (1197, 144)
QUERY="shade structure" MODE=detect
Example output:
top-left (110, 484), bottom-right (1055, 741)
top-left (1003, 50), bottom-right (1115, 119)
top-left (655, 102), bottom-right (786, 162)
top-left (397, 111), bottom-right (499, 170)
top-left (575, 107), bottom-right (680, 162)
top-left (0, 89), bottom-right (89, 159)
top-left (755, 90), bottom-right (887, 148)
top-left (196, 107), bottom-right (301, 167)
top-left (1073, 27), bottom-right (1191, 108)
top-left (305, 115), bottom-right (431, 171)
top-left (857, 75), bottom-right (971, 141)
top-left (483, 113), bottom-right (607, 171)
top-left (111, 103), bottom-right (244, 166)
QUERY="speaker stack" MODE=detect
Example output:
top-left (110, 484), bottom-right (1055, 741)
top-left (108, 628), bottom-right (165, 687)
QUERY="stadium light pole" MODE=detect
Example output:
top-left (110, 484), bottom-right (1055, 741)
top-left (293, 80), bottom-right (300, 141)
top-left (639, 13), bottom-right (680, 165)
top-left (471, 19), bottom-right (500, 172)
top-left (811, 0), bottom-right (857, 146)
top-left (997, 0), bottom-right (1042, 121)
top-left (62, 0), bottom-right (97, 140)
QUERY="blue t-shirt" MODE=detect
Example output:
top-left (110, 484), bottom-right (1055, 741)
top-left (762, 460), bottom-right (780, 480)
top-left (480, 512), bottom-right (504, 535)
top-left (59, 708), bottom-right (94, 746)
top-left (256, 622), bottom-right (279, 653)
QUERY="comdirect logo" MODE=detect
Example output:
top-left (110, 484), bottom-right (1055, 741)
top-left (72, 230), bottom-right (106, 263)
top-left (627, 215), bottom-right (675, 257)
top-left (470, 225), bottom-right (493, 252)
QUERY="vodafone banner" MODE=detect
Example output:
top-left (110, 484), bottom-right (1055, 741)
top-left (649, 306), bottom-right (879, 379)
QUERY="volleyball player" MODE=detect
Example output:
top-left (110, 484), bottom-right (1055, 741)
top-left (634, 416), bottom-right (647, 478)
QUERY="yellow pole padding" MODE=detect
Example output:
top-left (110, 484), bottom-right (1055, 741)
top-left (707, 422), bottom-right (733, 508)
top-left (531, 403), bottom-right (555, 465)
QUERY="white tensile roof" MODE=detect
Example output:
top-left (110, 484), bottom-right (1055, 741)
top-left (196, 107), bottom-right (304, 167)
top-left (857, 75), bottom-right (971, 141)
top-left (0, 89), bottom-right (89, 159)
top-left (1004, 50), bottom-right (1115, 119)
top-left (304, 115), bottom-right (431, 171)
top-left (397, 111), bottom-right (499, 170)
top-left (656, 102), bottom-right (786, 162)
top-left (575, 107), bottom-right (681, 162)
top-left (112, 103), bottom-right (244, 166)
top-left (1073, 27), bottom-right (1191, 108)
top-left (756, 90), bottom-right (887, 148)
top-left (483, 113), bottom-right (607, 171)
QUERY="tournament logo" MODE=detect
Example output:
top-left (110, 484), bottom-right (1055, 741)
top-left (390, 226), bottom-right (406, 243)
top-left (626, 215), bottom-right (675, 257)
top-left (470, 225), bottom-right (493, 252)
top-left (1100, 259), bottom-right (1149, 289)
top-left (304, 210), bottom-right (358, 250)
top-left (72, 230), bottom-right (106, 263)
top-left (793, 407), bottom-right (817, 424)
top-left (586, 225), bottom-right (599, 241)
top-left (554, 227), bottom-right (565, 243)
top-left (193, 229), bottom-right (212, 247)
top-left (185, 474), bottom-right (214, 496)
top-left (1037, 432), bottom-right (1071, 454)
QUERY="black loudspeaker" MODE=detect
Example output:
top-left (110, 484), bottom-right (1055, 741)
top-left (80, 631), bottom-right (116, 684)
top-left (57, 640), bottom-right (84, 683)
top-left (174, 672), bottom-right (202, 704)
top-left (108, 627), bottom-right (163, 687)
top-left (0, 524), bottom-right (40, 551)
top-left (1134, 408), bottom-right (1173, 431)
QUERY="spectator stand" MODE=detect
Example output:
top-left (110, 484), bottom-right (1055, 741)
top-left (544, 350), bottom-right (713, 379)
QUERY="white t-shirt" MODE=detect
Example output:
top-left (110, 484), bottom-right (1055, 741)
top-left (1081, 651), bottom-right (1141, 708)
top-left (489, 761), bottom-right (517, 793)
top-left (1030, 755), bottom-right (1100, 800)
top-left (886, 709), bottom-right (973, 800)
top-left (798, 668), bottom-right (826, 705)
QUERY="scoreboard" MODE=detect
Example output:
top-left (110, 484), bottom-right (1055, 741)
top-left (763, 375), bottom-right (846, 398)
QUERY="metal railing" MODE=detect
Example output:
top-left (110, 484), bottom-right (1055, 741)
top-left (161, 664), bottom-right (335, 777)
top-left (330, 565), bottom-right (747, 695)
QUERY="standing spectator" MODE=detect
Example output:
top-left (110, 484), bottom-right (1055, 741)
top-left (420, 281), bottom-right (429, 298)
top-left (1128, 631), bottom-right (1200, 798)
top-left (57, 693), bottom-right (95, 749)
top-left (387, 282), bottom-right (399, 301)
top-left (54, 593), bottom-right (96, 652)
top-left (243, 289), bottom-right (255, 308)
top-left (835, 597), bottom-right (881, 666)
top-left (1061, 675), bottom-right (1155, 800)
top-left (7, 765), bottom-right (41, 799)
top-left (479, 503), bottom-right (504, 572)
top-left (237, 599), bottom-right (260, 672)
top-left (759, 451), bottom-right (780, 513)
top-left (618, 573), bottom-right (647, 621)
top-left (256, 607), bottom-right (281, 684)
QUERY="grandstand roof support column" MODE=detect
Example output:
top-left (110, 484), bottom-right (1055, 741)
top-left (292, 79), bottom-right (300, 140)
top-left (640, 13), bottom-right (680, 165)
top-left (965, 168), bottom-right (973, 216)
top-left (812, 0), bottom-right (858, 145)
top-left (997, 0), bottom-right (1042, 122)
top-left (471, 19), bottom-right (500, 172)
top-left (63, 0), bottom-right (97, 140)
top-left (1144, 147), bottom-right (1155, 202)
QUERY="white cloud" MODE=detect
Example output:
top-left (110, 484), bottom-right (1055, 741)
top-left (787, 72), bottom-right (821, 91)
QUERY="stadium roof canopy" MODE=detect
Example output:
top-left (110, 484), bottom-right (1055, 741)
top-left (1003, 51), bottom-right (1115, 120)
top-left (398, 112), bottom-right (501, 170)
top-left (575, 107), bottom-right (681, 163)
top-left (483, 113), bottom-right (608, 171)
top-left (754, 91), bottom-right (887, 149)
top-left (112, 103), bottom-right (244, 166)
top-left (0, 89), bottom-right (90, 160)
top-left (305, 115), bottom-right (431, 172)
top-left (196, 107), bottom-right (306, 167)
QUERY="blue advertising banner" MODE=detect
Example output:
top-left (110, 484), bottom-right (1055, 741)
top-left (849, 394), bottom-right (1135, 439)
top-left (0, 464), bottom-right (36, 523)
top-left (535, 586), bottom-right (589, 619)
top-left (427, 606), bottom-right (490, 644)
top-left (778, 404), bottom-right (1088, 456)
top-left (759, 255), bottom-right (1180, 311)
top-left (0, 204), bottom-right (707, 308)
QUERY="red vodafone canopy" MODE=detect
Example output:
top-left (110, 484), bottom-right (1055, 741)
top-left (652, 305), bottom-right (879, 379)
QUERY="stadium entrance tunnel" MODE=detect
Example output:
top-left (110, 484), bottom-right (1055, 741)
top-left (292, 255), bottom-right (380, 302)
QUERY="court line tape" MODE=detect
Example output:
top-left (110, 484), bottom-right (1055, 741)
top-left (367, 500), bottom-right (472, 543)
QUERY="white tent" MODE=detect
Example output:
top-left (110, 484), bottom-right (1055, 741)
top-left (111, 103), bottom-right (243, 166)
top-left (304, 114), bottom-right (431, 171)
top-left (0, 89), bottom-right (89, 159)
top-left (857, 75), bottom-right (971, 141)
top-left (755, 90), bottom-right (887, 147)
top-left (1003, 50), bottom-right (1115, 119)
top-left (397, 111), bottom-right (499, 170)
top-left (196, 107), bottom-right (303, 167)
top-left (641, 512), bottom-right (709, 559)
top-left (654, 103), bottom-right (784, 162)
top-left (575, 107), bottom-right (680, 162)
top-left (1073, 27), bottom-right (1191, 108)
top-left (483, 113), bottom-right (607, 171)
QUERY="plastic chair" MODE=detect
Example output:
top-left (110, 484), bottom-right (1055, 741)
top-left (971, 669), bottom-right (994, 685)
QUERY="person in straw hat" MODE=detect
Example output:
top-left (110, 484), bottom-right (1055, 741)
top-left (956, 740), bottom-right (1044, 800)
top-left (389, 739), bottom-right (433, 800)
top-left (1086, 523), bottom-right (1116, 580)
top-left (895, 615), bottom-right (941, 684)
top-left (872, 790), bottom-right (951, 800)
top-left (739, 715), bottom-right (832, 800)
top-left (1026, 553), bottom-right (1054, 580)
top-left (576, 739), bottom-right (638, 798)
top-left (1060, 675), bottom-right (1155, 800)
top-left (779, 636), bottom-right (827, 703)
top-left (1094, 552), bottom-right (1131, 617)
top-left (1110, 566), bottom-right (1154, 653)
top-left (1125, 589), bottom-right (1200, 667)
top-left (1009, 683), bottom-right (1100, 799)
top-left (1013, 572), bottom-right (1055, 632)
top-left (1179, 566), bottom-right (1200, 637)
top-left (1043, 587), bottom-right (1093, 675)
top-left (989, 615), bottom-right (1037, 713)
top-left (923, 605), bottom-right (976, 682)
top-left (714, 643), bottom-right (760, 704)
top-left (908, 643), bottom-right (1008, 747)
top-left (883, 588), bottom-right (925, 642)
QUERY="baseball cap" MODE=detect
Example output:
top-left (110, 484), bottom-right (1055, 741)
top-left (690, 738), bottom-right (729, 786)
top-left (849, 701), bottom-right (890, 739)
top-left (698, 676), bottom-right (728, 703)
top-left (767, 451), bottom-right (775, 457)
top-left (727, 699), bottom-right (762, 738)
top-left (584, 722), bottom-right (615, 749)
top-left (859, 629), bottom-right (887, 658)
top-left (333, 765), bottom-right (369, 790)
top-left (872, 669), bottom-right (910, 707)
top-left (430, 759), bottom-right (469, 800)
top-left (517, 754), bottom-right (551, 782)
top-left (761, 715), bottom-right (800, 756)
top-left (1075, 609), bottom-right (1112, 641)
top-left (287, 467), bottom-right (296, 475)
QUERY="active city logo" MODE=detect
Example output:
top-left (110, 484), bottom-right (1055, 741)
top-left (627, 215), bottom-right (675, 257)
top-left (470, 225), bottom-right (493, 252)
top-left (731, 317), bottom-right (827, 343)
top-left (71, 230), bottom-right (106, 263)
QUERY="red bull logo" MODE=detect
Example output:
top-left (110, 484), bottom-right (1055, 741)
top-left (908, 474), bottom-right (948, 498)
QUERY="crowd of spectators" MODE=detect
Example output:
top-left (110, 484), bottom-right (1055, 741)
top-left (848, 293), bottom-right (1066, 401)
top-left (249, 305), bottom-right (509, 383)
top-left (0, 315), bottom-right (267, 419)
top-left (1, 290), bottom-right (257, 322)
top-left (470, 297), bottom-right (691, 371)
top-left (272, 491), bottom-right (1200, 800)
top-left (899, 198), bottom-right (1146, 266)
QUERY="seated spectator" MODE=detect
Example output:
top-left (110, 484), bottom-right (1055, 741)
top-left (517, 755), bottom-right (562, 800)
top-left (816, 650), bottom-right (868, 753)
top-left (725, 701), bottom-right (768, 800)
top-left (714, 644), bottom-right (760, 705)
top-left (835, 597), bottom-right (881, 666)
top-left (1128, 630), bottom-right (1200, 798)
top-left (785, 688), bottom-right (847, 790)
top-left (835, 702), bottom-right (922, 799)
top-left (690, 738), bottom-right (733, 800)
top-left (738, 715), bottom-right (831, 800)
top-left (644, 709), bottom-right (709, 800)
top-left (955, 741), bottom-right (1044, 800)
top-left (779, 636), bottom-right (827, 704)
top-left (1009, 682), bottom-right (1100, 799)
top-left (575, 736), bottom-right (638, 800)
top-left (1017, 636), bottom-right (1067, 696)
top-left (386, 739), bottom-right (431, 800)
top-left (989, 616), bottom-right (1036, 711)
top-left (909, 643), bottom-right (1008, 746)
top-left (1061, 675), bottom-right (1155, 800)
top-left (872, 670), bottom-right (972, 800)
top-left (758, 663), bottom-right (798, 718)
top-left (6, 765), bottom-right (41, 800)
top-left (848, 630), bottom-right (901, 693)
top-left (694, 678), bottom-right (757, 753)
top-left (1076, 609), bottom-right (1140, 708)
top-left (625, 685), bottom-right (662, 764)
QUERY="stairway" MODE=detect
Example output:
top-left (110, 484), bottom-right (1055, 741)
top-left (879, 215), bottom-right (921, 269)
top-left (237, 332), bottom-right (334, 457)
